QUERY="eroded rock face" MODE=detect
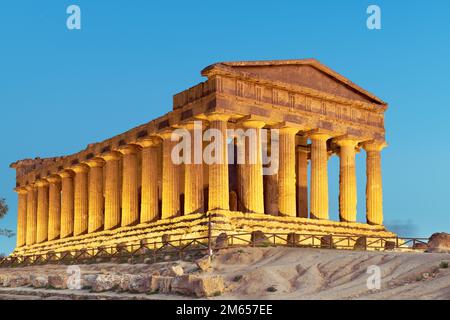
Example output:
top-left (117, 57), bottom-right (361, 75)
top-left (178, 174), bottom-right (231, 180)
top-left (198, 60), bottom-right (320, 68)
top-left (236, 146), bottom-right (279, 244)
top-left (1, 274), bottom-right (30, 288)
top-left (48, 274), bottom-right (68, 290)
top-left (150, 276), bottom-right (173, 294)
top-left (91, 274), bottom-right (121, 292)
top-left (30, 275), bottom-right (48, 288)
top-left (427, 233), bottom-right (450, 253)
top-left (82, 274), bottom-right (98, 289)
top-left (128, 275), bottom-right (151, 293)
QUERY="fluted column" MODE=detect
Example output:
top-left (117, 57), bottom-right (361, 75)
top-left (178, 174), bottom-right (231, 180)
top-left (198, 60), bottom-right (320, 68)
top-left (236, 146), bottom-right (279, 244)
top-left (86, 158), bottom-right (105, 233)
top-left (60, 170), bottom-right (74, 238)
top-left (207, 114), bottom-right (230, 211)
top-left (336, 138), bottom-right (359, 222)
top-left (309, 132), bottom-right (331, 220)
top-left (73, 164), bottom-right (89, 236)
top-left (119, 145), bottom-right (141, 226)
top-left (296, 142), bottom-right (309, 218)
top-left (25, 184), bottom-right (37, 245)
top-left (47, 175), bottom-right (61, 241)
top-left (36, 179), bottom-right (49, 243)
top-left (103, 152), bottom-right (122, 230)
top-left (137, 138), bottom-right (161, 223)
top-left (278, 127), bottom-right (299, 217)
top-left (15, 187), bottom-right (27, 247)
top-left (363, 141), bottom-right (387, 225)
top-left (239, 120), bottom-right (265, 213)
top-left (184, 122), bottom-right (204, 215)
top-left (160, 130), bottom-right (181, 219)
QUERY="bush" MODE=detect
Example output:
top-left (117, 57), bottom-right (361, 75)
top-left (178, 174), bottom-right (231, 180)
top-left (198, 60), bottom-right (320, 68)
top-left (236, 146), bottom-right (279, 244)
top-left (439, 261), bottom-right (449, 269)
top-left (0, 198), bottom-right (8, 219)
top-left (232, 275), bottom-right (243, 282)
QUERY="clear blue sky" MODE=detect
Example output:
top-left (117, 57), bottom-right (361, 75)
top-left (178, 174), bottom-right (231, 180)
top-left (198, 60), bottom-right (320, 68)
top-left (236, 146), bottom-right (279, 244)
top-left (1, 0), bottom-right (449, 254)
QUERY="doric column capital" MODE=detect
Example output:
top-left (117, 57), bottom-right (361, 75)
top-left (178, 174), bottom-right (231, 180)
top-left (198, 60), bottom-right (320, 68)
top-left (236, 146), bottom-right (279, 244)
top-left (71, 163), bottom-right (90, 173)
top-left (176, 120), bottom-right (203, 131)
top-left (157, 128), bottom-right (173, 140)
top-left (135, 136), bottom-right (162, 148)
top-left (84, 157), bottom-right (105, 168)
top-left (240, 119), bottom-right (266, 129)
top-left (58, 170), bottom-right (75, 179)
top-left (116, 144), bottom-right (142, 155)
top-left (306, 129), bottom-right (335, 141)
top-left (35, 179), bottom-right (49, 187)
top-left (205, 112), bottom-right (231, 122)
top-left (333, 136), bottom-right (360, 148)
top-left (47, 175), bottom-right (62, 184)
top-left (101, 151), bottom-right (122, 162)
top-left (362, 140), bottom-right (387, 152)
top-left (25, 183), bottom-right (36, 191)
top-left (14, 186), bottom-right (28, 194)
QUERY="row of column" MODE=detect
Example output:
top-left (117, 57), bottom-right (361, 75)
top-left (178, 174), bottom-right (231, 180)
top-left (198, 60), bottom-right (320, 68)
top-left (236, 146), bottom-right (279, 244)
top-left (15, 114), bottom-right (386, 248)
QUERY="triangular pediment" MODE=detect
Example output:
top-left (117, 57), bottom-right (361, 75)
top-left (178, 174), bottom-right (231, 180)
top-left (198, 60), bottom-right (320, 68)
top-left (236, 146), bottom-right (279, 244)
top-left (202, 59), bottom-right (385, 105)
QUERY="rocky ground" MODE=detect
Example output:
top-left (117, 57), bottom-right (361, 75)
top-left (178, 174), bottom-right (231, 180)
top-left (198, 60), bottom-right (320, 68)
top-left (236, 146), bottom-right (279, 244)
top-left (0, 247), bottom-right (449, 300)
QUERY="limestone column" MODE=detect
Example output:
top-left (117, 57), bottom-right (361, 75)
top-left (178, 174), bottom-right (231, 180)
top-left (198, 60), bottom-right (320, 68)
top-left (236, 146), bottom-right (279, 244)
top-left (363, 141), bottom-right (387, 225)
top-left (103, 152), bottom-right (122, 229)
top-left (36, 179), bottom-right (49, 243)
top-left (15, 187), bottom-right (27, 247)
top-left (47, 175), bottom-right (61, 241)
top-left (160, 130), bottom-right (181, 219)
top-left (119, 145), bottom-right (141, 226)
top-left (309, 132), bottom-right (331, 220)
top-left (60, 170), bottom-right (74, 238)
top-left (278, 127), bottom-right (299, 217)
top-left (296, 142), bottom-right (309, 218)
top-left (239, 120), bottom-right (265, 214)
top-left (73, 164), bottom-right (89, 236)
top-left (336, 138), bottom-right (359, 222)
top-left (207, 114), bottom-right (230, 211)
top-left (137, 138), bottom-right (161, 223)
top-left (184, 122), bottom-right (204, 215)
top-left (25, 184), bottom-right (37, 245)
top-left (86, 158), bottom-right (105, 233)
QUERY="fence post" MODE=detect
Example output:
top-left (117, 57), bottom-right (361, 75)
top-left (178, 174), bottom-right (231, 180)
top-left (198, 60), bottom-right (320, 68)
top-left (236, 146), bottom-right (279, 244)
top-left (207, 212), bottom-right (213, 257)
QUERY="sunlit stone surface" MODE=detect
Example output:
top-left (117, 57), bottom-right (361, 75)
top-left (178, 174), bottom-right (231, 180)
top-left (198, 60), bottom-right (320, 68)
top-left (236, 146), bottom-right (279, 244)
top-left (10, 59), bottom-right (393, 256)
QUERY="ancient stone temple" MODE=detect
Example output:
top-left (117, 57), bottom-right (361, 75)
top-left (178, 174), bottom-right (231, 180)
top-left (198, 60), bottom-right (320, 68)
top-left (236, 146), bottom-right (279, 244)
top-left (10, 59), bottom-right (395, 257)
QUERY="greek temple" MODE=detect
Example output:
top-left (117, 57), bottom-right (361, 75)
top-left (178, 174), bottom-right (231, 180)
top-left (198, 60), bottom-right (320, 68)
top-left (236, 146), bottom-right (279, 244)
top-left (10, 59), bottom-right (396, 257)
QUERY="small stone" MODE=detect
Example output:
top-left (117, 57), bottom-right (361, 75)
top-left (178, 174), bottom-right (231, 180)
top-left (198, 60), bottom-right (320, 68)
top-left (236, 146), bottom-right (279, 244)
top-left (119, 274), bottom-right (134, 292)
top-left (195, 255), bottom-right (211, 272)
top-left (353, 236), bottom-right (367, 250)
top-left (215, 233), bottom-right (228, 249)
top-left (321, 235), bottom-right (335, 249)
top-left (30, 275), bottom-right (48, 288)
top-left (48, 274), bottom-right (68, 290)
top-left (384, 241), bottom-right (396, 250)
top-left (169, 265), bottom-right (184, 277)
top-left (251, 231), bottom-right (269, 246)
top-left (413, 242), bottom-right (427, 250)
top-left (161, 234), bottom-right (171, 245)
